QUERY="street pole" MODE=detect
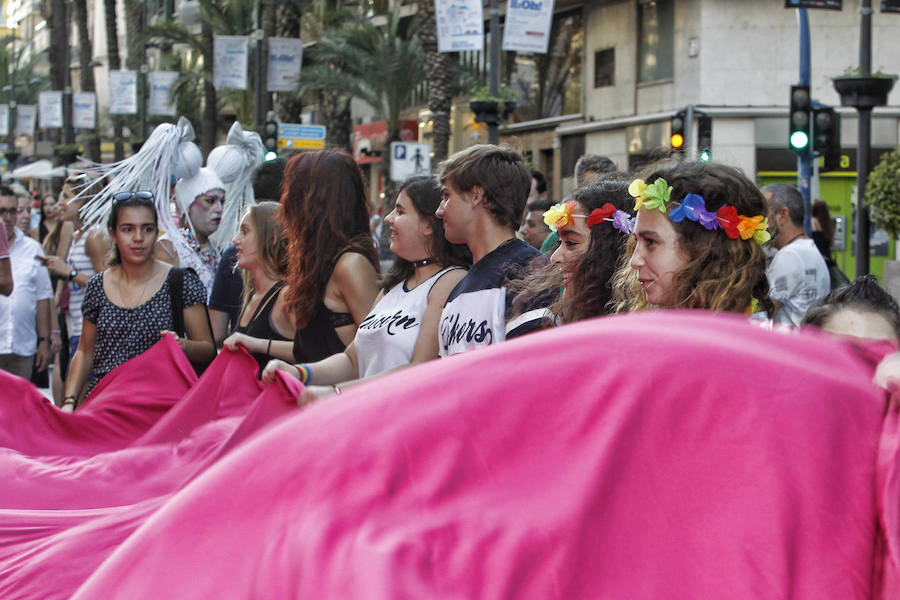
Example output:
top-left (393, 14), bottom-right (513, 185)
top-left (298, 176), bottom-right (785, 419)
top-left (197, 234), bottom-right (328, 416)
top-left (796, 8), bottom-right (812, 236)
top-left (855, 0), bottom-right (873, 276)
top-left (254, 0), bottom-right (264, 129)
top-left (63, 0), bottom-right (75, 146)
top-left (684, 104), bottom-right (694, 160)
top-left (488, 0), bottom-right (500, 145)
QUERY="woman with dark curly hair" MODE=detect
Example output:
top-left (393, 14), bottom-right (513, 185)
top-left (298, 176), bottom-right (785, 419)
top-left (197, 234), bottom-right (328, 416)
top-left (508, 180), bottom-right (633, 324)
top-left (279, 149), bottom-right (380, 363)
top-left (612, 161), bottom-right (773, 315)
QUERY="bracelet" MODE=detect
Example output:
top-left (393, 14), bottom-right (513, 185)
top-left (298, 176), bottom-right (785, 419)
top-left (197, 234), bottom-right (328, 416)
top-left (38, 336), bottom-right (51, 344)
top-left (52, 329), bottom-right (60, 334)
top-left (266, 338), bottom-right (272, 356)
top-left (62, 396), bottom-right (76, 407)
top-left (296, 363), bottom-right (311, 384)
top-left (332, 384), bottom-right (342, 395)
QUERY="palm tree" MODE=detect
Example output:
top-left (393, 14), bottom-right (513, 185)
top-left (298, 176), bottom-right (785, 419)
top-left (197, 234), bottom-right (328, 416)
top-left (415, 0), bottom-right (454, 164)
top-left (143, 0), bottom-right (261, 154)
top-left (72, 0), bottom-right (101, 161)
top-left (105, 0), bottom-right (126, 160)
top-left (298, 6), bottom-right (425, 180)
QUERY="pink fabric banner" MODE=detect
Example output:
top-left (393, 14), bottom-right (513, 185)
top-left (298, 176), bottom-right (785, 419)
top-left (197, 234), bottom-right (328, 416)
top-left (15, 311), bottom-right (887, 600)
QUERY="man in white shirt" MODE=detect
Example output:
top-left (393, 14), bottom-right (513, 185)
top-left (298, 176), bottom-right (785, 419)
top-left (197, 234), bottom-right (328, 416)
top-left (763, 183), bottom-right (830, 327)
top-left (0, 187), bottom-right (52, 379)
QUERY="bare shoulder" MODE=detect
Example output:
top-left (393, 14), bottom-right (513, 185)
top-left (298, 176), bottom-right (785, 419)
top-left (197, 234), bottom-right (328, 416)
top-left (332, 251), bottom-right (377, 282)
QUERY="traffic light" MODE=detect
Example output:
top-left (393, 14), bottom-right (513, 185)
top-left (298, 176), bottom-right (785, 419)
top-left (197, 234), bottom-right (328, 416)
top-left (670, 111), bottom-right (686, 154)
top-left (813, 106), bottom-right (841, 172)
top-left (697, 116), bottom-right (712, 162)
top-left (263, 111), bottom-right (279, 160)
top-left (789, 84), bottom-right (811, 152)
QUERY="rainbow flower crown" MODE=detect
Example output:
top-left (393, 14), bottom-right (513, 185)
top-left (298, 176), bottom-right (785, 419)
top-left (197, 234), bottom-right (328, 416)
top-left (543, 200), bottom-right (634, 234)
top-left (629, 178), bottom-right (771, 246)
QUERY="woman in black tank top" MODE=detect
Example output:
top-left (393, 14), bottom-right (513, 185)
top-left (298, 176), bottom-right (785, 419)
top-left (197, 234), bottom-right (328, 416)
top-left (222, 202), bottom-right (296, 374)
top-left (273, 150), bottom-right (381, 364)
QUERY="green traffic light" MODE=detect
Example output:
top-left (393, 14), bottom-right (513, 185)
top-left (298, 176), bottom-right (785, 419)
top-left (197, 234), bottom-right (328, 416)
top-left (698, 149), bottom-right (711, 162)
top-left (790, 130), bottom-right (809, 150)
top-left (265, 151), bottom-right (278, 161)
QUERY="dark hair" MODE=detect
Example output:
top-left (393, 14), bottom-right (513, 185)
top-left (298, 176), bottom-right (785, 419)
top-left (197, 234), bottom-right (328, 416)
top-left (380, 176), bottom-right (472, 291)
top-left (252, 157), bottom-right (286, 202)
top-left (612, 161), bottom-right (772, 315)
top-left (811, 199), bottom-right (834, 244)
top-left (439, 144), bottom-right (531, 231)
top-left (575, 154), bottom-right (617, 187)
top-left (280, 149), bottom-right (378, 327)
top-left (802, 275), bottom-right (900, 341)
top-left (107, 193), bottom-right (158, 265)
top-left (762, 183), bottom-right (804, 228)
top-left (0, 185), bottom-right (14, 198)
top-left (526, 198), bottom-right (554, 214)
top-left (530, 169), bottom-right (548, 195)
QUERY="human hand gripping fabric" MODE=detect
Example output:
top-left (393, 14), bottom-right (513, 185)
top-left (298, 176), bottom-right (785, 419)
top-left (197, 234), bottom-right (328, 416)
top-left (260, 359), bottom-right (299, 385)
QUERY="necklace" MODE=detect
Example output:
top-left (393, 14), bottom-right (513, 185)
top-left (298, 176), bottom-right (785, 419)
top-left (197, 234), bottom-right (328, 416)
top-left (117, 265), bottom-right (155, 309)
top-left (411, 257), bottom-right (435, 268)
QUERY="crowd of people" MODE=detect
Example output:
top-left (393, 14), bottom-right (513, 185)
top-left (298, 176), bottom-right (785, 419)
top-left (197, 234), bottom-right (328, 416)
top-left (1, 119), bottom-right (900, 597)
top-left (0, 133), bottom-right (895, 405)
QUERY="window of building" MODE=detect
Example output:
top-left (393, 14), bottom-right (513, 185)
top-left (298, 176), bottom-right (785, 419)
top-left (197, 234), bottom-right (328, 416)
top-left (594, 48), bottom-right (614, 88)
top-left (637, 0), bottom-right (674, 83)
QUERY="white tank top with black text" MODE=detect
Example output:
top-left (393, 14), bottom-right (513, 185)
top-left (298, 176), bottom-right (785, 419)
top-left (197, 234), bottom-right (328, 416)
top-left (355, 267), bottom-right (464, 378)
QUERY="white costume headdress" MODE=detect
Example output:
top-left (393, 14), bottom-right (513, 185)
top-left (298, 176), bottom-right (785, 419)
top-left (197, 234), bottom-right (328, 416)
top-left (74, 116), bottom-right (201, 260)
top-left (206, 121), bottom-right (266, 250)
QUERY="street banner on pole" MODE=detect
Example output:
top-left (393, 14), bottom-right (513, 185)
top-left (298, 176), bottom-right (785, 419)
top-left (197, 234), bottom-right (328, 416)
top-left (390, 142), bottom-right (432, 182)
top-left (148, 71), bottom-right (178, 116)
top-left (38, 91), bottom-right (64, 128)
top-left (502, 0), bottom-right (555, 53)
top-left (784, 0), bottom-right (841, 9)
top-left (0, 105), bottom-right (9, 137)
top-left (267, 37), bottom-right (303, 92)
top-left (435, 0), bottom-right (484, 52)
top-left (214, 35), bottom-right (250, 90)
top-left (73, 92), bottom-right (96, 128)
top-left (16, 105), bottom-right (36, 136)
top-left (109, 70), bottom-right (138, 114)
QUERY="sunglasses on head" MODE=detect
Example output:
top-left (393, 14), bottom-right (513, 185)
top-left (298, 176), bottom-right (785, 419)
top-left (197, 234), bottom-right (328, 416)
top-left (113, 190), bottom-right (154, 203)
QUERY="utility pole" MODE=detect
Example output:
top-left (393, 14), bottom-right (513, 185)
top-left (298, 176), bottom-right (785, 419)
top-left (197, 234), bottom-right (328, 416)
top-left (796, 8), bottom-right (813, 236)
top-left (487, 0), bottom-right (500, 145)
top-left (854, 0), bottom-right (873, 275)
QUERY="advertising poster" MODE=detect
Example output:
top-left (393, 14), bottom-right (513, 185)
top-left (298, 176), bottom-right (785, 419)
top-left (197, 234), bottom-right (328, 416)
top-left (268, 37), bottom-right (304, 92)
top-left (109, 70), bottom-right (138, 114)
top-left (38, 91), bottom-right (64, 128)
top-left (503, 0), bottom-right (555, 53)
top-left (73, 92), bottom-right (97, 128)
top-left (0, 105), bottom-right (8, 137)
top-left (16, 105), bottom-right (36, 136)
top-left (214, 36), bottom-right (250, 90)
top-left (435, 0), bottom-right (484, 52)
top-left (148, 71), bottom-right (179, 116)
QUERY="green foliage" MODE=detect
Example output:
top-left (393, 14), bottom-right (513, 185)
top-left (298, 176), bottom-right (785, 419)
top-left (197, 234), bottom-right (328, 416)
top-left (837, 66), bottom-right (898, 80)
top-left (865, 147), bottom-right (900, 238)
top-left (298, 5), bottom-right (425, 140)
top-left (0, 35), bottom-right (50, 106)
top-left (470, 84), bottom-right (519, 103)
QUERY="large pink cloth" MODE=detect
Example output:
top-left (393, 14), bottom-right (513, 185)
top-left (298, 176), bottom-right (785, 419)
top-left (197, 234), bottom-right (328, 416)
top-left (0, 337), bottom-right (302, 599)
top-left (44, 312), bottom-right (895, 599)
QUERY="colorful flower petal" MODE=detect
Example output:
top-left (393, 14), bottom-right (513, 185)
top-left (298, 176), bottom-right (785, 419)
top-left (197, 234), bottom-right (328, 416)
top-left (716, 205), bottom-right (740, 239)
top-left (642, 178), bottom-right (673, 213)
top-left (587, 203), bottom-right (617, 227)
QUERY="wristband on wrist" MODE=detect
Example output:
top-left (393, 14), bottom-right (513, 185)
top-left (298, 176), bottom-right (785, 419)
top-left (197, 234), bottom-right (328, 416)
top-left (296, 363), bottom-right (311, 384)
top-left (38, 336), bottom-right (51, 344)
top-left (266, 338), bottom-right (272, 356)
top-left (62, 395), bottom-right (76, 407)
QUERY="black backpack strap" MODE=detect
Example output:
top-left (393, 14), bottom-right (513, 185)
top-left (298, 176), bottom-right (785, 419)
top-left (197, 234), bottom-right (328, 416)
top-left (168, 267), bottom-right (186, 337)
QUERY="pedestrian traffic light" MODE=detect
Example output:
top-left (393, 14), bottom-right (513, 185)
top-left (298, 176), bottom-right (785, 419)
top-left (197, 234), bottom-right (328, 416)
top-left (670, 111), bottom-right (686, 154)
top-left (697, 116), bottom-right (712, 162)
top-left (263, 111), bottom-right (278, 161)
top-left (813, 106), bottom-right (841, 172)
top-left (789, 85), bottom-right (811, 152)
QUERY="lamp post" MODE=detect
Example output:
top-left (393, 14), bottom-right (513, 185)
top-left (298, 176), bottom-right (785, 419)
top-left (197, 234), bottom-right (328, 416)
top-left (487, 0), bottom-right (500, 145)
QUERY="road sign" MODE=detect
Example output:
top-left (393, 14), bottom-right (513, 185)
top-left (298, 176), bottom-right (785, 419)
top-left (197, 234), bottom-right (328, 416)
top-left (277, 123), bottom-right (326, 150)
top-left (390, 142), bottom-right (431, 182)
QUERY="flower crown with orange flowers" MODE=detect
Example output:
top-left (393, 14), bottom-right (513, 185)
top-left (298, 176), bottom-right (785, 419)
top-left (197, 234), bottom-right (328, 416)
top-left (629, 178), bottom-right (771, 245)
top-left (543, 200), bottom-right (634, 235)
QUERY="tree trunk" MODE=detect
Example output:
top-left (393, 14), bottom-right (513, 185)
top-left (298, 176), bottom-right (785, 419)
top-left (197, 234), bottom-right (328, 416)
top-left (260, 0), bottom-right (277, 118)
top-left (415, 0), bottom-right (453, 164)
top-left (73, 0), bottom-right (101, 161)
top-left (104, 0), bottom-right (125, 160)
top-left (123, 0), bottom-right (144, 157)
top-left (44, 0), bottom-right (67, 148)
top-left (200, 19), bottom-right (217, 155)
top-left (321, 90), bottom-right (351, 152)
